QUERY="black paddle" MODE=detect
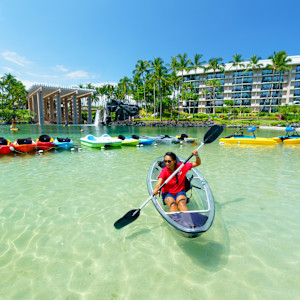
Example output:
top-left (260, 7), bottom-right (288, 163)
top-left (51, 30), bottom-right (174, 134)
top-left (114, 125), bottom-right (223, 230)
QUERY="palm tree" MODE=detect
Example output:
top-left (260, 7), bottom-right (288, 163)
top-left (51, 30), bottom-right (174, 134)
top-left (191, 54), bottom-right (205, 116)
top-left (168, 71), bottom-right (180, 120)
top-left (259, 51), bottom-right (292, 118)
top-left (205, 58), bottom-right (225, 115)
top-left (204, 79), bottom-right (222, 116)
top-left (245, 55), bottom-right (263, 117)
top-left (230, 54), bottom-right (244, 120)
top-left (132, 73), bottom-right (142, 106)
top-left (176, 53), bottom-right (191, 121)
top-left (134, 60), bottom-right (150, 117)
top-left (119, 76), bottom-right (132, 103)
top-left (150, 57), bottom-right (168, 121)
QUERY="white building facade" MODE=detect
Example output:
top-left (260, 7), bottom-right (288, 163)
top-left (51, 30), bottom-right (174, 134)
top-left (179, 55), bottom-right (300, 114)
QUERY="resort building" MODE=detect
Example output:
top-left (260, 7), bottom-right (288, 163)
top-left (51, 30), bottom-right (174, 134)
top-left (179, 55), bottom-right (300, 114)
top-left (27, 84), bottom-right (96, 124)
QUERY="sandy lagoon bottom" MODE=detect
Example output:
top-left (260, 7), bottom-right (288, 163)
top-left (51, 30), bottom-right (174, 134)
top-left (0, 124), bottom-right (299, 299)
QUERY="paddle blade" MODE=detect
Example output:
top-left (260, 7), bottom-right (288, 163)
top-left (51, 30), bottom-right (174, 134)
top-left (203, 125), bottom-right (223, 144)
top-left (114, 209), bottom-right (140, 229)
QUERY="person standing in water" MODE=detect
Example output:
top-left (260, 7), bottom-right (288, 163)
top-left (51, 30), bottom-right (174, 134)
top-left (153, 150), bottom-right (200, 212)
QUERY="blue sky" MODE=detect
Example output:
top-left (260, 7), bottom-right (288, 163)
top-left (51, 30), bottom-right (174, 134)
top-left (0, 0), bottom-right (299, 89)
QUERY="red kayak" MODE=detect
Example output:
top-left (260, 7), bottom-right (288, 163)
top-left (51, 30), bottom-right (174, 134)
top-left (12, 137), bottom-right (36, 153)
top-left (0, 137), bottom-right (13, 154)
top-left (36, 135), bottom-right (55, 150)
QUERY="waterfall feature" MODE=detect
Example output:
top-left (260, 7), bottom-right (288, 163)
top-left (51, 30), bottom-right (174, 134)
top-left (94, 109), bottom-right (101, 126)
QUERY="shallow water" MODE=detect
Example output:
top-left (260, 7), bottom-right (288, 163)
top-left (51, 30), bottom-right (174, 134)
top-left (0, 124), bottom-right (299, 299)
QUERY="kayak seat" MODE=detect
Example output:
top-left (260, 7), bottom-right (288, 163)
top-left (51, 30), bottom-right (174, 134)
top-left (39, 135), bottom-right (51, 142)
top-left (0, 137), bottom-right (8, 145)
top-left (17, 138), bottom-right (32, 145)
top-left (178, 133), bottom-right (188, 140)
top-left (169, 212), bottom-right (208, 228)
top-left (57, 137), bottom-right (71, 142)
top-left (118, 135), bottom-right (125, 140)
top-left (132, 134), bottom-right (139, 140)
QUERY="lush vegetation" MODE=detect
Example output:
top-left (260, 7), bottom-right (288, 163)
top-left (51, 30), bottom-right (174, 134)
top-left (0, 74), bottom-right (34, 123)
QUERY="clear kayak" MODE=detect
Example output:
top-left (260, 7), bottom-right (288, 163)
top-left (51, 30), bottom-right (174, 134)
top-left (142, 135), bottom-right (180, 144)
top-left (147, 155), bottom-right (215, 238)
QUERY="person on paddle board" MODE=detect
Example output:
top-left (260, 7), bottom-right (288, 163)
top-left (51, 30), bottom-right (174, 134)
top-left (153, 150), bottom-right (200, 212)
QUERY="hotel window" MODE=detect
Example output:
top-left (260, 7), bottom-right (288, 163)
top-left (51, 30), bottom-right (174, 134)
top-left (273, 75), bottom-right (283, 82)
top-left (243, 78), bottom-right (252, 83)
top-left (296, 74), bottom-right (300, 80)
top-left (235, 100), bottom-right (242, 105)
top-left (233, 85), bottom-right (242, 91)
top-left (183, 76), bottom-right (190, 81)
top-left (207, 74), bottom-right (214, 79)
top-left (273, 83), bottom-right (283, 89)
top-left (262, 76), bottom-right (272, 82)
top-left (261, 84), bottom-right (271, 90)
top-left (233, 93), bottom-right (241, 99)
top-left (234, 71), bottom-right (243, 77)
top-left (261, 92), bottom-right (268, 98)
top-left (272, 99), bottom-right (279, 105)
top-left (295, 82), bottom-right (300, 88)
top-left (262, 69), bottom-right (273, 75)
top-left (234, 78), bottom-right (243, 84)
top-left (243, 100), bottom-right (251, 105)
top-left (260, 99), bottom-right (270, 105)
top-left (215, 100), bottom-right (223, 106)
top-left (242, 92), bottom-right (251, 99)
top-left (215, 73), bottom-right (225, 79)
top-left (215, 94), bottom-right (224, 99)
top-left (243, 71), bottom-right (253, 77)
top-left (296, 66), bottom-right (300, 72)
top-left (272, 91), bottom-right (282, 97)
top-left (295, 90), bottom-right (300, 96)
top-left (243, 85), bottom-right (252, 91)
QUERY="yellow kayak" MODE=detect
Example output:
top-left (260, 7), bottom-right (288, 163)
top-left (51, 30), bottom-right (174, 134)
top-left (219, 136), bottom-right (280, 145)
top-left (283, 138), bottom-right (300, 144)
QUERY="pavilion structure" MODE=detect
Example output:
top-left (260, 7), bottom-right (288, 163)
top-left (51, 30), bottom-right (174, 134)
top-left (27, 84), bottom-right (96, 125)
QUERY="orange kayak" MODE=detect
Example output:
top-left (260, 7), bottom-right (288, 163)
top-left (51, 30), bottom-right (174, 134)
top-left (12, 138), bottom-right (36, 153)
top-left (0, 137), bottom-right (13, 154)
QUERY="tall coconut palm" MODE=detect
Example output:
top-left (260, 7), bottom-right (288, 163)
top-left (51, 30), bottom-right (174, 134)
top-left (245, 55), bottom-right (263, 116)
top-left (230, 54), bottom-right (244, 120)
top-left (176, 53), bottom-right (191, 121)
top-left (132, 73), bottom-right (142, 106)
top-left (204, 79), bottom-right (222, 116)
top-left (190, 54), bottom-right (205, 116)
top-left (168, 70), bottom-right (180, 120)
top-left (151, 57), bottom-right (168, 121)
top-left (134, 60), bottom-right (150, 117)
top-left (119, 76), bottom-right (132, 103)
top-left (205, 58), bottom-right (224, 115)
top-left (259, 51), bottom-right (292, 118)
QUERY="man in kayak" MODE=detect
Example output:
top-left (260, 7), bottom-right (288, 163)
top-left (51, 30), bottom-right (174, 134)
top-left (153, 150), bottom-right (200, 212)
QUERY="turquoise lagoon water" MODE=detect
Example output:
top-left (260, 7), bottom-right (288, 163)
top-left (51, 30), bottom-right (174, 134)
top-left (0, 125), bottom-right (299, 299)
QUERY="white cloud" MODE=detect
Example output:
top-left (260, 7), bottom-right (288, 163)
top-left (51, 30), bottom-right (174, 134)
top-left (55, 65), bottom-right (68, 72)
top-left (2, 66), bottom-right (21, 75)
top-left (66, 70), bottom-right (89, 79)
top-left (26, 72), bottom-right (58, 79)
top-left (2, 51), bottom-right (31, 66)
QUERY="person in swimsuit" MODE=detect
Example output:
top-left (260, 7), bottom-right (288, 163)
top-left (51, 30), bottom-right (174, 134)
top-left (153, 150), bottom-right (201, 212)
